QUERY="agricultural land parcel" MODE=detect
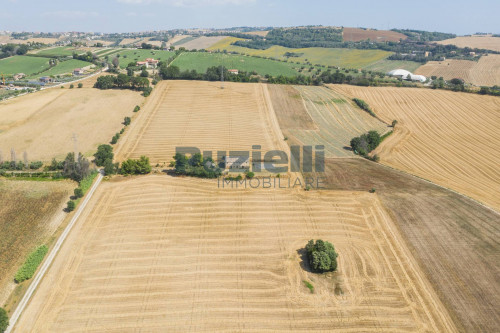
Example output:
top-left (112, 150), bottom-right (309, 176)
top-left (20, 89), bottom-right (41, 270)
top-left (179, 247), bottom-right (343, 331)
top-left (15, 175), bottom-right (456, 332)
top-left (0, 77), bottom-right (144, 161)
top-left (437, 35), bottom-right (500, 52)
top-left (329, 85), bottom-right (500, 212)
top-left (0, 180), bottom-right (73, 306)
top-left (415, 54), bottom-right (500, 86)
top-left (173, 36), bottom-right (227, 50)
top-left (304, 158), bottom-right (500, 333)
top-left (115, 80), bottom-right (288, 164)
top-left (207, 37), bottom-right (392, 68)
top-left (342, 27), bottom-right (407, 42)
top-left (268, 85), bottom-right (389, 157)
top-left (0, 56), bottom-right (50, 76)
top-left (170, 52), bottom-right (302, 76)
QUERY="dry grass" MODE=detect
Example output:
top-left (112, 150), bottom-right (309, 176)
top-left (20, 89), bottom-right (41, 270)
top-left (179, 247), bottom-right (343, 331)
top-left (0, 179), bottom-right (73, 304)
top-left (0, 82), bottom-right (144, 161)
top-left (16, 175), bottom-right (456, 332)
top-left (437, 35), bottom-right (500, 52)
top-left (269, 85), bottom-right (390, 157)
top-left (329, 85), bottom-right (500, 212)
top-left (306, 158), bottom-right (500, 333)
top-left (343, 27), bottom-right (407, 42)
top-left (415, 54), bottom-right (500, 86)
top-left (115, 81), bottom-right (288, 164)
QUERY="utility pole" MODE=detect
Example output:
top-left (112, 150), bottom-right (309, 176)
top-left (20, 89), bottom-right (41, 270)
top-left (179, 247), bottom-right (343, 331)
top-left (220, 52), bottom-right (224, 89)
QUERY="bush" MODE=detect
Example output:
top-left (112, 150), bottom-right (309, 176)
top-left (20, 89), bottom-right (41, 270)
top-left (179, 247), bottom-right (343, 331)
top-left (14, 245), bottom-right (49, 283)
top-left (246, 171), bottom-right (255, 179)
top-left (29, 161), bottom-right (43, 170)
top-left (66, 200), bottom-right (76, 212)
top-left (133, 105), bottom-right (140, 112)
top-left (0, 307), bottom-right (7, 333)
top-left (124, 117), bottom-right (131, 126)
top-left (93, 144), bottom-right (114, 167)
top-left (111, 133), bottom-right (120, 144)
top-left (77, 82), bottom-right (83, 88)
top-left (69, 84), bottom-right (74, 89)
top-left (120, 156), bottom-right (152, 175)
top-left (74, 188), bottom-right (84, 198)
top-left (305, 239), bottom-right (338, 273)
top-left (172, 153), bottom-right (222, 178)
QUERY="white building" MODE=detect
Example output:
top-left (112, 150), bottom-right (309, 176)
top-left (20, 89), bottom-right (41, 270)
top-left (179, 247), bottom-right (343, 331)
top-left (387, 69), bottom-right (426, 82)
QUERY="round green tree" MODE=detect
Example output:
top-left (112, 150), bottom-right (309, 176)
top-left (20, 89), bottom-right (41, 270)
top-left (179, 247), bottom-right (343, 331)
top-left (305, 239), bottom-right (338, 272)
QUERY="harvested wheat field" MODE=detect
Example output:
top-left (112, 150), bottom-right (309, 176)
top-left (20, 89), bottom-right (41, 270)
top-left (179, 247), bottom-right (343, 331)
top-left (116, 81), bottom-right (288, 164)
top-left (437, 35), bottom-right (500, 52)
top-left (343, 27), bottom-right (407, 42)
top-left (0, 85), bottom-right (144, 161)
top-left (15, 175), bottom-right (456, 332)
top-left (305, 158), bottom-right (500, 332)
top-left (175, 36), bottom-right (228, 50)
top-left (0, 179), bottom-right (73, 305)
top-left (330, 85), bottom-right (500, 212)
top-left (415, 54), bottom-right (500, 86)
top-left (243, 30), bottom-right (269, 37)
top-left (268, 85), bottom-right (390, 157)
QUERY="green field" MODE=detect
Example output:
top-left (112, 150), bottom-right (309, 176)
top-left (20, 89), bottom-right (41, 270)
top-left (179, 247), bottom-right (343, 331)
top-left (0, 56), bottom-right (50, 75)
top-left (208, 37), bottom-right (392, 69)
top-left (28, 59), bottom-right (93, 78)
top-left (171, 52), bottom-right (302, 76)
top-left (363, 59), bottom-right (422, 72)
top-left (115, 49), bottom-right (175, 68)
top-left (35, 46), bottom-right (89, 57)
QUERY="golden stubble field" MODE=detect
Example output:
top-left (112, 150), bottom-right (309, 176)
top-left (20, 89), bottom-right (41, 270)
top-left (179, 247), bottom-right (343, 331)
top-left (329, 85), bottom-right (500, 212)
top-left (15, 176), bottom-right (457, 332)
top-left (415, 54), bottom-right (500, 87)
top-left (0, 81), bottom-right (144, 162)
top-left (115, 80), bottom-right (289, 164)
top-left (437, 35), bottom-right (500, 52)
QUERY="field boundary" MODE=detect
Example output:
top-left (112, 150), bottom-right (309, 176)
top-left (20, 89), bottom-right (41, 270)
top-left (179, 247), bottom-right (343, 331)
top-left (5, 171), bottom-right (103, 333)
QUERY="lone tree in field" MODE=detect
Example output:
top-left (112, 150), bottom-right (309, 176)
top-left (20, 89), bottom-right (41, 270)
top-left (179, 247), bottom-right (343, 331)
top-left (305, 239), bottom-right (338, 273)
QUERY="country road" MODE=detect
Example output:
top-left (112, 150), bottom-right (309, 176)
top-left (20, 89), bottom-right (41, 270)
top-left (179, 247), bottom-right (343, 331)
top-left (5, 171), bottom-right (104, 333)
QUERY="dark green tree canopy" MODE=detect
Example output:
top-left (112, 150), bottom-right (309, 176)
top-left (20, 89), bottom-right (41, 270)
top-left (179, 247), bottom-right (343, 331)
top-left (305, 239), bottom-right (338, 273)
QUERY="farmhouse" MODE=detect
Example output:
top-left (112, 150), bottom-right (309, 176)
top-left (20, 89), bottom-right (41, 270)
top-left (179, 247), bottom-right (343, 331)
top-left (73, 68), bottom-right (84, 75)
top-left (39, 76), bottom-right (53, 83)
top-left (387, 69), bottom-right (426, 82)
top-left (228, 69), bottom-right (239, 75)
top-left (225, 155), bottom-right (250, 170)
top-left (136, 58), bottom-right (159, 68)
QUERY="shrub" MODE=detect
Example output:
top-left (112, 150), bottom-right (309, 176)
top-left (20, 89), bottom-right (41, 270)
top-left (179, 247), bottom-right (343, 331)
top-left (14, 245), bottom-right (49, 283)
top-left (369, 188), bottom-right (376, 193)
top-left (66, 200), bottom-right (76, 212)
top-left (124, 117), bottom-right (131, 126)
top-left (93, 144), bottom-right (114, 167)
top-left (350, 131), bottom-right (381, 156)
top-left (172, 153), bottom-right (222, 178)
top-left (74, 188), bottom-right (84, 198)
top-left (246, 171), bottom-right (255, 179)
top-left (69, 84), bottom-right (74, 89)
top-left (392, 119), bottom-right (398, 127)
top-left (133, 105), bottom-right (140, 112)
top-left (77, 83), bottom-right (83, 88)
top-left (120, 156), bottom-right (152, 175)
top-left (0, 307), bottom-right (8, 333)
top-left (303, 280), bottom-right (314, 293)
top-left (29, 161), bottom-right (43, 170)
top-left (111, 133), bottom-right (120, 144)
top-left (305, 239), bottom-right (338, 273)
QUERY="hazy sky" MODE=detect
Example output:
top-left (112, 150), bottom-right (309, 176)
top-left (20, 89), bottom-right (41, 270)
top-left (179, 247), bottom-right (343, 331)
top-left (0, 0), bottom-right (497, 35)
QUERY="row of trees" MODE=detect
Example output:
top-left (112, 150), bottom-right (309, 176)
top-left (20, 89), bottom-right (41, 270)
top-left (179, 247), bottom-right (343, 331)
top-left (94, 144), bottom-right (151, 176)
top-left (94, 74), bottom-right (151, 94)
top-left (158, 64), bottom-right (259, 83)
top-left (352, 98), bottom-right (376, 117)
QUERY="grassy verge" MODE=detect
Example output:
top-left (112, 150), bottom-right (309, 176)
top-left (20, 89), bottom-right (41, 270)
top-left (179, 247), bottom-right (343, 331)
top-left (303, 280), bottom-right (314, 293)
top-left (14, 245), bottom-right (48, 283)
top-left (67, 171), bottom-right (99, 210)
